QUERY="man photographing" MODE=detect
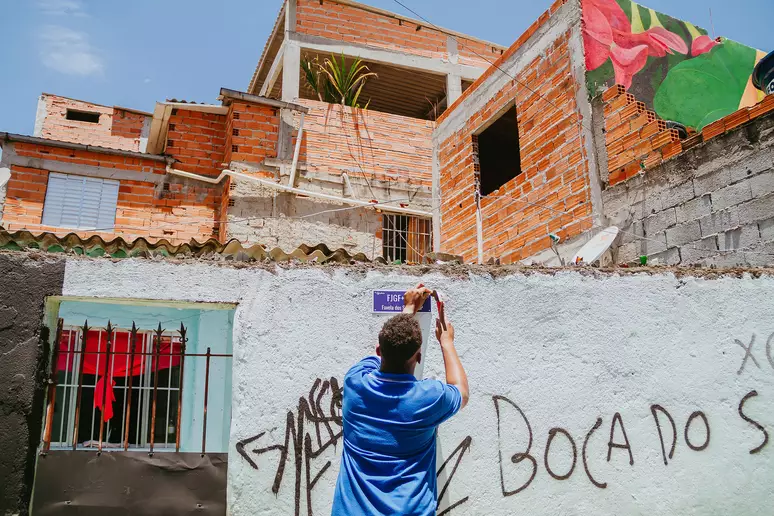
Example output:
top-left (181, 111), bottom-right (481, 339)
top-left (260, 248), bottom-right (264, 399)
top-left (332, 284), bottom-right (470, 515)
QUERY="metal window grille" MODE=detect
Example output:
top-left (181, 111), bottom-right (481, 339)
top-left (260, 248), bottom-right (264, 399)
top-left (41, 320), bottom-right (232, 455)
top-left (382, 215), bottom-right (432, 264)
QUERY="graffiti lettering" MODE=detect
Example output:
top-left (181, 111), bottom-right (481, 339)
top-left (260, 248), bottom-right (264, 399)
top-left (738, 390), bottom-right (769, 454)
top-left (607, 412), bottom-right (634, 466)
top-left (684, 411), bottom-right (710, 451)
top-left (582, 418), bottom-right (607, 489)
top-left (735, 335), bottom-right (761, 375)
top-left (437, 436), bottom-right (473, 516)
top-left (544, 428), bottom-right (577, 481)
top-left (651, 405), bottom-right (677, 466)
top-left (493, 395), bottom-right (537, 497)
top-left (768, 333), bottom-right (774, 371)
top-left (236, 377), bottom-right (343, 516)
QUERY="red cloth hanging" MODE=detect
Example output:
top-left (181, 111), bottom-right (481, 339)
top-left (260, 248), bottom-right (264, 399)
top-left (57, 329), bottom-right (181, 421)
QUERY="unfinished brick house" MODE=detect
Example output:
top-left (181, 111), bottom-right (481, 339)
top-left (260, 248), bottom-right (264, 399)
top-left (1, 0), bottom-right (773, 269)
top-left (0, 0), bottom-right (510, 264)
top-left (434, 0), bottom-right (774, 266)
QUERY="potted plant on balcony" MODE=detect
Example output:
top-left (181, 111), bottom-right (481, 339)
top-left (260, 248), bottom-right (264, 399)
top-left (301, 54), bottom-right (377, 109)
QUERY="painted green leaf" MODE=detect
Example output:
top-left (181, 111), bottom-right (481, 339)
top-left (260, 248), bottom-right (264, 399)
top-left (636, 4), bottom-right (651, 31)
top-left (586, 59), bottom-right (615, 96)
top-left (617, 0), bottom-right (632, 22)
top-left (653, 39), bottom-right (757, 129)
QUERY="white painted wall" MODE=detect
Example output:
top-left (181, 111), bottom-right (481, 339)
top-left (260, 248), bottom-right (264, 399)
top-left (62, 260), bottom-right (774, 516)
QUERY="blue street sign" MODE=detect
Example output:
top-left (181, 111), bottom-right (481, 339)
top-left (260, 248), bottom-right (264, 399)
top-left (373, 291), bottom-right (432, 313)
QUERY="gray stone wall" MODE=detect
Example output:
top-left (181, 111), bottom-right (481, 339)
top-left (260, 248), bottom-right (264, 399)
top-left (227, 180), bottom-right (384, 259)
top-left (604, 111), bottom-right (774, 266)
top-left (0, 253), bottom-right (65, 515)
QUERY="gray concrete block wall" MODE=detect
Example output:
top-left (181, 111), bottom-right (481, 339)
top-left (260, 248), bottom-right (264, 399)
top-left (603, 112), bottom-right (774, 266)
top-left (227, 180), bottom-right (383, 259)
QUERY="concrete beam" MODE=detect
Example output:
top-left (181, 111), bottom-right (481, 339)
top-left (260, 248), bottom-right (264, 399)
top-left (259, 39), bottom-right (286, 97)
top-left (289, 32), bottom-right (486, 82)
top-left (0, 143), bottom-right (164, 185)
top-left (220, 88), bottom-right (308, 113)
top-left (0, 132), bottom-right (170, 163)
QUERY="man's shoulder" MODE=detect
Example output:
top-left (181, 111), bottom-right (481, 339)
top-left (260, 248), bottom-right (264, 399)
top-left (345, 356), bottom-right (380, 381)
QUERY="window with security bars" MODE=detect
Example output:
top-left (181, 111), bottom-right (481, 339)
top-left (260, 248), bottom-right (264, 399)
top-left (41, 172), bottom-right (119, 231)
top-left (43, 319), bottom-right (234, 454)
top-left (382, 215), bottom-right (432, 264)
top-left (49, 326), bottom-right (184, 450)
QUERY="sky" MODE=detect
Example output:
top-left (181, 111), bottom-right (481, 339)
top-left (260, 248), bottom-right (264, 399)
top-left (0, 0), bottom-right (772, 136)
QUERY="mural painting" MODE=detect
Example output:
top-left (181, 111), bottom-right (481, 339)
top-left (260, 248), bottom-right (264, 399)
top-left (583, 0), bottom-right (767, 129)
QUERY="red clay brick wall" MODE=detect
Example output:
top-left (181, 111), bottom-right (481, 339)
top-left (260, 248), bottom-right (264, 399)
top-left (602, 85), bottom-right (682, 186)
top-left (37, 94), bottom-right (148, 152)
top-left (300, 99), bottom-right (433, 188)
top-left (225, 101), bottom-right (279, 169)
top-left (112, 108), bottom-right (148, 141)
top-left (437, 24), bottom-right (592, 264)
top-left (165, 108), bottom-right (227, 178)
top-left (1, 143), bottom-right (220, 244)
top-left (294, 0), bottom-right (499, 68)
top-left (601, 85), bottom-right (774, 188)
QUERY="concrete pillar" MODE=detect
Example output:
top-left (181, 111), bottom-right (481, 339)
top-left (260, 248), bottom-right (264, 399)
top-left (282, 0), bottom-right (300, 104)
top-left (282, 41), bottom-right (301, 103)
top-left (445, 36), bottom-right (463, 107)
top-left (446, 74), bottom-right (463, 106)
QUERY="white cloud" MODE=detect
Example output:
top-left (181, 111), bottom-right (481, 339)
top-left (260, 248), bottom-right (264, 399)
top-left (37, 0), bottom-right (87, 16)
top-left (39, 26), bottom-right (104, 76)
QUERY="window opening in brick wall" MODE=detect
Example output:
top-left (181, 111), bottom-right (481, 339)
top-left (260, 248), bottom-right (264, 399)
top-left (382, 215), bottom-right (432, 264)
top-left (66, 109), bottom-right (100, 124)
top-left (41, 173), bottom-right (119, 231)
top-left (475, 105), bottom-right (522, 196)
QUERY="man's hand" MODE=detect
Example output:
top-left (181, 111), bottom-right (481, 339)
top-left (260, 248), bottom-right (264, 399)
top-left (403, 283), bottom-right (432, 314)
top-left (435, 319), bottom-right (454, 346)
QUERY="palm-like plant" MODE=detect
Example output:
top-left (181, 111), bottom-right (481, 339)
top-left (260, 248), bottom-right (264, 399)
top-left (302, 54), bottom-right (377, 108)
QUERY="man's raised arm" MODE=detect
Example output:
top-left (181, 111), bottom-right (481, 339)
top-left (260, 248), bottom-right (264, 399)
top-left (435, 319), bottom-right (469, 408)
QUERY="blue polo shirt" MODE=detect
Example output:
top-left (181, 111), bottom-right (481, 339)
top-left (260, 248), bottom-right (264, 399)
top-left (332, 356), bottom-right (462, 516)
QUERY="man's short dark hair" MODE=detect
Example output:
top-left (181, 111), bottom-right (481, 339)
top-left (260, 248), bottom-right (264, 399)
top-left (379, 314), bottom-right (422, 365)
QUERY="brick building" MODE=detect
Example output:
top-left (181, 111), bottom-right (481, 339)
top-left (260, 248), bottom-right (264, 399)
top-left (0, 0), bottom-right (773, 267)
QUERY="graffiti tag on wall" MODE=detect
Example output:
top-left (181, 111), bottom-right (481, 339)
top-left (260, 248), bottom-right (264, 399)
top-left (236, 377), bottom-right (472, 516)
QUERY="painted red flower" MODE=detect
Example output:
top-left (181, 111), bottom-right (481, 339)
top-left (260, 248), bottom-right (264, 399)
top-left (691, 35), bottom-right (720, 56)
top-left (583, 0), bottom-right (688, 88)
